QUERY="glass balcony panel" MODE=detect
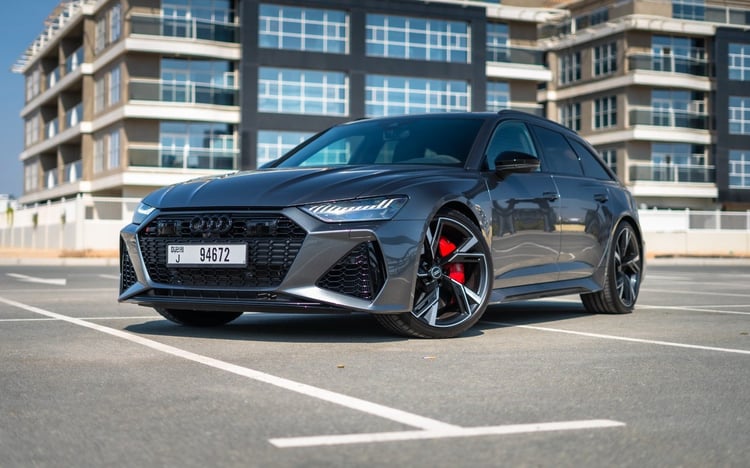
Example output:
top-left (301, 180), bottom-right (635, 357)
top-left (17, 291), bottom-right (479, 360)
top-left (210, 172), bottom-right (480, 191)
top-left (629, 163), bottom-right (715, 183)
top-left (487, 45), bottom-right (544, 66)
top-left (129, 147), bottom-right (238, 170)
top-left (130, 79), bottom-right (238, 106)
top-left (130, 15), bottom-right (238, 43)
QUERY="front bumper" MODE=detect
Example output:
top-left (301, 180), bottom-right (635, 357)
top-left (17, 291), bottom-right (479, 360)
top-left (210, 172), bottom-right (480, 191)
top-left (118, 207), bottom-right (423, 314)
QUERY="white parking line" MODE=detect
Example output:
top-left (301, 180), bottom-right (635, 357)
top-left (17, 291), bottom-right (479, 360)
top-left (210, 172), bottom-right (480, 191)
top-left (99, 274), bottom-right (120, 280)
top-left (0, 295), bottom-right (625, 448)
top-left (488, 322), bottom-right (750, 355)
top-left (638, 305), bottom-right (750, 316)
top-left (0, 316), bottom-right (157, 322)
top-left (641, 288), bottom-right (750, 298)
top-left (270, 420), bottom-right (625, 448)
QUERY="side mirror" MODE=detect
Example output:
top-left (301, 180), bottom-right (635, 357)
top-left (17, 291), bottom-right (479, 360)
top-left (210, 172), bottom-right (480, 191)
top-left (494, 151), bottom-right (540, 176)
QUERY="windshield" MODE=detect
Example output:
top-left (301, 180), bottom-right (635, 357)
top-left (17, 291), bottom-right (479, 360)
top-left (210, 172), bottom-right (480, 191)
top-left (274, 117), bottom-right (485, 168)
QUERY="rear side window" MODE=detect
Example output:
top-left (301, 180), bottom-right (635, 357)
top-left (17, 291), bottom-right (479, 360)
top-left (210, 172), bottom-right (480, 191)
top-left (568, 138), bottom-right (614, 180)
top-left (530, 125), bottom-right (583, 176)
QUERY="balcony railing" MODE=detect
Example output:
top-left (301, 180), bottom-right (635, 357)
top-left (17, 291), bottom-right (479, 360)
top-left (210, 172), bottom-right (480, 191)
top-left (487, 45), bottom-right (545, 66)
top-left (65, 103), bottom-right (83, 129)
top-left (629, 108), bottom-right (708, 130)
top-left (627, 54), bottom-right (708, 77)
top-left (129, 79), bottom-right (239, 106)
top-left (629, 162), bottom-right (715, 184)
top-left (129, 146), bottom-right (238, 170)
top-left (130, 14), bottom-right (239, 43)
top-left (63, 160), bottom-right (82, 183)
top-left (65, 46), bottom-right (83, 74)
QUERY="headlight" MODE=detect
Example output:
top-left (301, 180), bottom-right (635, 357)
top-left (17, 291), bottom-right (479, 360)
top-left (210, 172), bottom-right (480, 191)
top-left (301, 196), bottom-right (407, 223)
top-left (132, 202), bottom-right (156, 225)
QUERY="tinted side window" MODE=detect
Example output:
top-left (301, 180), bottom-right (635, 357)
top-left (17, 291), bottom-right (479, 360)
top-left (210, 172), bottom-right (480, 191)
top-left (568, 138), bottom-right (613, 180)
top-left (484, 120), bottom-right (538, 170)
top-left (531, 125), bottom-right (583, 176)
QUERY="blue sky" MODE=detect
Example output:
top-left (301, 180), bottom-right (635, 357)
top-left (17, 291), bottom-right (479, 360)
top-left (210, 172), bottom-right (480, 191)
top-left (0, 0), bottom-right (65, 198)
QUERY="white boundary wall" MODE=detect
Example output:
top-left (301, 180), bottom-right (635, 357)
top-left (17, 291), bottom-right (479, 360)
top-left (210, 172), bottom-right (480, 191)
top-left (1, 198), bottom-right (749, 256)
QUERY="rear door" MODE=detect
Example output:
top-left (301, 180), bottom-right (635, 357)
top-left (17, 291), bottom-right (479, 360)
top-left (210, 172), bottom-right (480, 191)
top-left (484, 120), bottom-right (562, 288)
top-left (529, 125), bottom-right (615, 280)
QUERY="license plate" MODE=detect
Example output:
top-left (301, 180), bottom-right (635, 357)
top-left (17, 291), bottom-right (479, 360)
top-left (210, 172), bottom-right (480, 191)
top-left (167, 244), bottom-right (247, 267)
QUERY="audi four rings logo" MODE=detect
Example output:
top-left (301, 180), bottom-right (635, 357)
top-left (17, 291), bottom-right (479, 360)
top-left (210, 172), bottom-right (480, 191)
top-left (189, 215), bottom-right (233, 234)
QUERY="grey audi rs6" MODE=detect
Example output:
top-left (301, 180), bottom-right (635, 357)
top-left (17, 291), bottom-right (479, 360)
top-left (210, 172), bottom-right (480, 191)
top-left (119, 110), bottom-right (644, 338)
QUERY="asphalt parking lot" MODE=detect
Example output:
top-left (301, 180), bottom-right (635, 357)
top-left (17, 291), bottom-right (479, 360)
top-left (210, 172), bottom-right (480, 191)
top-left (1, 260), bottom-right (749, 467)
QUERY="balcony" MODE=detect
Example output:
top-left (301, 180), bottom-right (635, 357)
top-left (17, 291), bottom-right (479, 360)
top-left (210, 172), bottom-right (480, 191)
top-left (47, 67), bottom-right (60, 89)
top-left (129, 79), bottom-right (239, 106)
top-left (487, 45), bottom-right (545, 67)
top-left (629, 162), bottom-right (715, 184)
top-left (64, 103), bottom-right (83, 129)
top-left (45, 118), bottom-right (59, 139)
top-left (629, 108), bottom-right (708, 130)
top-left (65, 47), bottom-right (83, 75)
top-left (130, 14), bottom-right (239, 43)
top-left (627, 54), bottom-right (707, 77)
top-left (44, 168), bottom-right (58, 189)
top-left (63, 160), bottom-right (82, 184)
top-left (129, 145), bottom-right (238, 170)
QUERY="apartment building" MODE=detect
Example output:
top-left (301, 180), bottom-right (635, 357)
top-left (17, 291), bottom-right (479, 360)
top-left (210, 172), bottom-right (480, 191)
top-left (15, 0), bottom-right (750, 213)
top-left (13, 0), bottom-right (565, 210)
top-left (539, 0), bottom-right (750, 210)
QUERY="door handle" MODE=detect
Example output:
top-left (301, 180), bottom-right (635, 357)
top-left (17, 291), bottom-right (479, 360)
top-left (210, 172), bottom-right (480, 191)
top-left (594, 193), bottom-right (608, 203)
top-left (543, 191), bottom-right (560, 201)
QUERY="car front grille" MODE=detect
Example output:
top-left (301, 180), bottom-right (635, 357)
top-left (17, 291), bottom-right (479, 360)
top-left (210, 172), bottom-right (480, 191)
top-left (137, 213), bottom-right (306, 289)
top-left (316, 242), bottom-right (386, 301)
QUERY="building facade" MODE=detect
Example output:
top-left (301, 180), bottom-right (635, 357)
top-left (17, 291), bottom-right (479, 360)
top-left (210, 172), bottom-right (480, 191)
top-left (14, 0), bottom-right (750, 214)
top-left (539, 0), bottom-right (750, 210)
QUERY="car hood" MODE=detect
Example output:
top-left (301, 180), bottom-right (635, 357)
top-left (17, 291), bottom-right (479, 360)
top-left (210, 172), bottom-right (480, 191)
top-left (143, 166), bottom-right (472, 209)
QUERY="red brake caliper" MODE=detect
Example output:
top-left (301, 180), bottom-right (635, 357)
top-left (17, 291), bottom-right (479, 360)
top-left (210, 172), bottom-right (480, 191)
top-left (438, 237), bottom-right (465, 284)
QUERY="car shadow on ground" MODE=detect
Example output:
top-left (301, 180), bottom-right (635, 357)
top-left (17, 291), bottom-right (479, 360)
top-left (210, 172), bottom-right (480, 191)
top-left (125, 299), bottom-right (590, 343)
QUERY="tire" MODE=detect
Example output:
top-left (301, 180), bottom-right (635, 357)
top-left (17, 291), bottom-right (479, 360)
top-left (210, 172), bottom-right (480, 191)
top-left (154, 308), bottom-right (242, 327)
top-left (581, 221), bottom-right (643, 314)
top-left (375, 209), bottom-right (492, 338)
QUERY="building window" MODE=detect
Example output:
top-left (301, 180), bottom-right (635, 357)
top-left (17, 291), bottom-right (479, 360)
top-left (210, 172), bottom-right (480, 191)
top-left (163, 0), bottom-right (234, 22)
top-left (597, 148), bottom-right (618, 174)
top-left (366, 15), bottom-right (469, 63)
top-left (594, 96), bottom-right (617, 129)
top-left (651, 36), bottom-right (705, 73)
top-left (729, 96), bottom-right (750, 135)
top-left (258, 67), bottom-right (347, 116)
top-left (108, 129), bottom-right (120, 170)
top-left (593, 42), bottom-right (617, 76)
top-left (673, 0), bottom-right (704, 20)
top-left (257, 131), bottom-right (313, 167)
top-left (24, 161), bottom-right (39, 192)
top-left (559, 102), bottom-right (581, 131)
top-left (486, 23), bottom-right (509, 63)
top-left (729, 43), bottom-right (750, 81)
top-left (161, 58), bottom-right (236, 105)
top-left (25, 116), bottom-right (40, 147)
top-left (93, 136), bottom-right (105, 174)
top-left (110, 4), bottom-right (121, 42)
top-left (259, 4), bottom-right (348, 53)
top-left (94, 76), bottom-right (105, 113)
top-left (486, 81), bottom-right (509, 112)
top-left (365, 75), bottom-right (470, 117)
top-left (158, 122), bottom-right (237, 170)
top-left (559, 51), bottom-right (581, 85)
top-left (729, 150), bottom-right (750, 188)
top-left (109, 66), bottom-right (121, 106)
top-left (95, 17), bottom-right (106, 53)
